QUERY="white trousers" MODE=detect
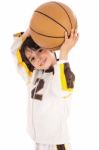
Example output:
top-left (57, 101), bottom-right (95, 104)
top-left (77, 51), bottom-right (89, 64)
top-left (34, 143), bottom-right (72, 150)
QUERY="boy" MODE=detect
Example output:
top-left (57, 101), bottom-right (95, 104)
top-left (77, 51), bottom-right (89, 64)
top-left (11, 28), bottom-right (79, 150)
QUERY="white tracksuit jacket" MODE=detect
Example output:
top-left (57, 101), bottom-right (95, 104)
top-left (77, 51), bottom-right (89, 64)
top-left (11, 33), bottom-right (75, 144)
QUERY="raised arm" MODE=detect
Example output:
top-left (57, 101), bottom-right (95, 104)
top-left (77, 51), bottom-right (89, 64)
top-left (11, 28), bottom-right (33, 84)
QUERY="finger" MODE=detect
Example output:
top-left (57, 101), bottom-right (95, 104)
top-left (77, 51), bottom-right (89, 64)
top-left (74, 33), bottom-right (79, 42)
top-left (74, 28), bottom-right (77, 34)
top-left (72, 29), bottom-right (78, 40)
top-left (73, 30), bottom-right (79, 39)
top-left (75, 29), bottom-right (78, 37)
top-left (71, 28), bottom-right (75, 32)
top-left (64, 31), bottom-right (68, 39)
top-left (70, 28), bottom-right (75, 39)
top-left (76, 33), bottom-right (79, 40)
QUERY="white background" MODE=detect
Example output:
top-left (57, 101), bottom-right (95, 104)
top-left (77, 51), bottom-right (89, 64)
top-left (0, 0), bottom-right (99, 150)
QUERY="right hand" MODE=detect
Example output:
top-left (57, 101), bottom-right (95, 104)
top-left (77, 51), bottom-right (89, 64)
top-left (59, 29), bottom-right (79, 60)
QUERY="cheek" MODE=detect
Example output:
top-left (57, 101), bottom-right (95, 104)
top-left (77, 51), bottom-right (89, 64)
top-left (31, 61), bottom-right (40, 69)
top-left (45, 56), bottom-right (54, 67)
top-left (30, 60), bottom-right (36, 68)
top-left (47, 53), bottom-right (55, 63)
top-left (47, 57), bottom-right (52, 63)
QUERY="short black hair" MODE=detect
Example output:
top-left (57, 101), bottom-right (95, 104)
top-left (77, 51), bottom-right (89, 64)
top-left (20, 36), bottom-right (40, 72)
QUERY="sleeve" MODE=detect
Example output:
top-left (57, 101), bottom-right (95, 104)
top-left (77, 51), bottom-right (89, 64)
top-left (51, 60), bottom-right (75, 99)
top-left (11, 32), bottom-right (33, 84)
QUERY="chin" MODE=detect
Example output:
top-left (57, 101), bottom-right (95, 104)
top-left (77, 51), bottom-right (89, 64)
top-left (38, 62), bottom-right (52, 70)
top-left (43, 66), bottom-right (49, 70)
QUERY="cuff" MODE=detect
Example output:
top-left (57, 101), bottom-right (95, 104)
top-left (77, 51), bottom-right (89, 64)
top-left (57, 59), bottom-right (68, 64)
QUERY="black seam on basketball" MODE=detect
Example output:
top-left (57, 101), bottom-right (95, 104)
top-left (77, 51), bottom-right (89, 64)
top-left (34, 10), bottom-right (68, 35)
top-left (51, 1), bottom-right (73, 29)
top-left (30, 26), bottom-right (64, 38)
top-left (42, 44), bottom-right (62, 49)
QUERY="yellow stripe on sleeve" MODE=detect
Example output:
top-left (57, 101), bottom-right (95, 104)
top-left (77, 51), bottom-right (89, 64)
top-left (60, 64), bottom-right (73, 92)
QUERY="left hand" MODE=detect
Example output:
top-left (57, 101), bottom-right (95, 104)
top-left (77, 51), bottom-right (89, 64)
top-left (21, 27), bottom-right (31, 41)
top-left (59, 29), bottom-right (79, 60)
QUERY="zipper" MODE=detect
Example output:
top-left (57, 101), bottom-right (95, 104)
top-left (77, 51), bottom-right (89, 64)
top-left (31, 70), bottom-right (45, 140)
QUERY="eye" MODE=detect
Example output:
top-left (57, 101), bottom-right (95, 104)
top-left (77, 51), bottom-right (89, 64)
top-left (30, 57), bottom-right (35, 62)
top-left (38, 49), bottom-right (43, 52)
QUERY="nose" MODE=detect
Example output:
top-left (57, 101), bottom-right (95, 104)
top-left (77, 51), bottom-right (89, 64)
top-left (35, 54), bottom-right (42, 64)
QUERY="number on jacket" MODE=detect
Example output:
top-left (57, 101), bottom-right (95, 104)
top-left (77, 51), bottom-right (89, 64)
top-left (31, 78), bottom-right (44, 101)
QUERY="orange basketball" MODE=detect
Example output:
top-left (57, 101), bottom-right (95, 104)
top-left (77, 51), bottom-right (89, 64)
top-left (29, 1), bottom-right (77, 49)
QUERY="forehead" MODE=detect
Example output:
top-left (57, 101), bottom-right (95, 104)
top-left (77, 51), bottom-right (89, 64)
top-left (25, 47), bottom-right (45, 57)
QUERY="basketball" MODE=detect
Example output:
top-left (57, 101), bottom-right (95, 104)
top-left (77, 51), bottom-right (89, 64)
top-left (29, 1), bottom-right (77, 49)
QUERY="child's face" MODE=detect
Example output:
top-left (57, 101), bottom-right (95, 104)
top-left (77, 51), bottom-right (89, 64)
top-left (25, 47), bottom-right (57, 70)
